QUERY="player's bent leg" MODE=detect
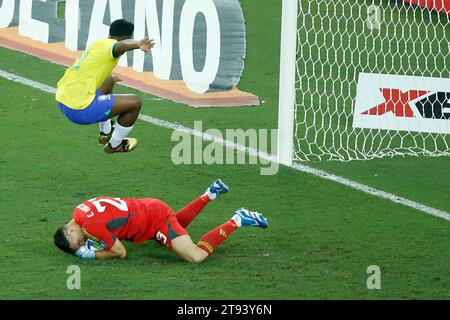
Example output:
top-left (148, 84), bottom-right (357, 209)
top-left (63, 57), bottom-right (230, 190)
top-left (171, 209), bottom-right (268, 263)
top-left (175, 179), bottom-right (229, 228)
top-left (196, 219), bottom-right (239, 256)
top-left (171, 235), bottom-right (209, 264)
top-left (96, 79), bottom-right (117, 145)
top-left (99, 119), bottom-right (114, 145)
top-left (104, 94), bottom-right (142, 153)
top-left (175, 194), bottom-right (210, 228)
top-left (108, 94), bottom-right (142, 125)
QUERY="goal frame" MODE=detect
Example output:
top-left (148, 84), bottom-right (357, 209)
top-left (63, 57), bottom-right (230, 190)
top-left (277, 0), bottom-right (298, 166)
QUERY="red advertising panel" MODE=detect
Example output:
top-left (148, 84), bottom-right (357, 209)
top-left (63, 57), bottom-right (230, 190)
top-left (403, 0), bottom-right (450, 14)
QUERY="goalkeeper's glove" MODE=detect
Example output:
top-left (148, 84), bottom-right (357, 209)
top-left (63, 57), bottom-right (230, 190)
top-left (74, 246), bottom-right (96, 260)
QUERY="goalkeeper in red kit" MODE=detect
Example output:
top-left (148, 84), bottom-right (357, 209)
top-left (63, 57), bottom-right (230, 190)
top-left (53, 180), bottom-right (268, 263)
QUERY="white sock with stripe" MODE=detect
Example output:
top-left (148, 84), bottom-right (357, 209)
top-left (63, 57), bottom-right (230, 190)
top-left (99, 120), bottom-right (112, 135)
top-left (231, 214), bottom-right (242, 227)
top-left (109, 123), bottom-right (134, 148)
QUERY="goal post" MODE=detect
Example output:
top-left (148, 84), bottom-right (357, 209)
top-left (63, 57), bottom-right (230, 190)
top-left (277, 0), bottom-right (298, 166)
top-left (278, 0), bottom-right (450, 163)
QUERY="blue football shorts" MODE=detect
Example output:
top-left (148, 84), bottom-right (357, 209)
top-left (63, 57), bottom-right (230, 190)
top-left (58, 90), bottom-right (115, 125)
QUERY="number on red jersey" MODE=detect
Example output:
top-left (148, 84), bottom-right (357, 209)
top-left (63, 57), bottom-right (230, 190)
top-left (87, 197), bottom-right (129, 216)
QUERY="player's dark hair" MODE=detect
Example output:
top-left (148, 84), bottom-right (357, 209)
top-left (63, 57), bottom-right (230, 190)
top-left (54, 227), bottom-right (75, 255)
top-left (109, 19), bottom-right (134, 38)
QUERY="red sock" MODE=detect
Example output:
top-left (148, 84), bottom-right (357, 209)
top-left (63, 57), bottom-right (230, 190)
top-left (197, 220), bottom-right (238, 255)
top-left (175, 194), bottom-right (210, 228)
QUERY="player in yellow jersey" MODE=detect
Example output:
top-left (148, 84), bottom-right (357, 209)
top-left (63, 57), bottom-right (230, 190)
top-left (56, 19), bottom-right (155, 153)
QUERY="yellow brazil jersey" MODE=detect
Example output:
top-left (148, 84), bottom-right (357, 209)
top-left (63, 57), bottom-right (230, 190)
top-left (56, 38), bottom-right (119, 110)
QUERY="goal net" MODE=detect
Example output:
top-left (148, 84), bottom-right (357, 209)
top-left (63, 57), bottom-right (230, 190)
top-left (285, 0), bottom-right (450, 162)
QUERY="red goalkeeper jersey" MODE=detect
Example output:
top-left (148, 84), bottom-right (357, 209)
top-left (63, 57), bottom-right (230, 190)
top-left (72, 197), bottom-right (173, 250)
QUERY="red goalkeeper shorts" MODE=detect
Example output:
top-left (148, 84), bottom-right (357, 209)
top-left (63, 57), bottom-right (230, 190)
top-left (128, 198), bottom-right (187, 249)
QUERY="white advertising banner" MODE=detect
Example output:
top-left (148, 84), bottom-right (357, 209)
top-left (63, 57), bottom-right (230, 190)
top-left (353, 73), bottom-right (450, 134)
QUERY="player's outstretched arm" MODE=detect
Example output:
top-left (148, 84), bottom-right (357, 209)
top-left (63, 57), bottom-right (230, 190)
top-left (113, 37), bottom-right (155, 58)
top-left (95, 238), bottom-right (127, 260)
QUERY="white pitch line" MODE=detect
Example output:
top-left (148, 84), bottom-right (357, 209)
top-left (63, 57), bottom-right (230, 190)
top-left (1, 68), bottom-right (450, 221)
top-left (0, 69), bottom-right (56, 94)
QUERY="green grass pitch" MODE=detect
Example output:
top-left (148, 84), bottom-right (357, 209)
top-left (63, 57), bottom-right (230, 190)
top-left (0, 0), bottom-right (449, 299)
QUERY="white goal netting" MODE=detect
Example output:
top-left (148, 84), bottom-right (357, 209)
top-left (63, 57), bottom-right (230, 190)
top-left (294, 0), bottom-right (450, 161)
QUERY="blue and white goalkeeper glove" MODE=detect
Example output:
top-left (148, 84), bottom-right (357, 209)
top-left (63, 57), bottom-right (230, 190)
top-left (74, 246), bottom-right (96, 260)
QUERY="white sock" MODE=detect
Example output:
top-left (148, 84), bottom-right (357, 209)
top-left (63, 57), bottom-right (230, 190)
top-left (205, 190), bottom-right (216, 201)
top-left (109, 123), bottom-right (134, 148)
top-left (99, 120), bottom-right (112, 135)
top-left (231, 214), bottom-right (242, 228)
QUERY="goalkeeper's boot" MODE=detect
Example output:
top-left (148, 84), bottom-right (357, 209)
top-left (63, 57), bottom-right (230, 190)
top-left (104, 138), bottom-right (139, 154)
top-left (206, 179), bottom-right (229, 200)
top-left (231, 208), bottom-right (269, 229)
